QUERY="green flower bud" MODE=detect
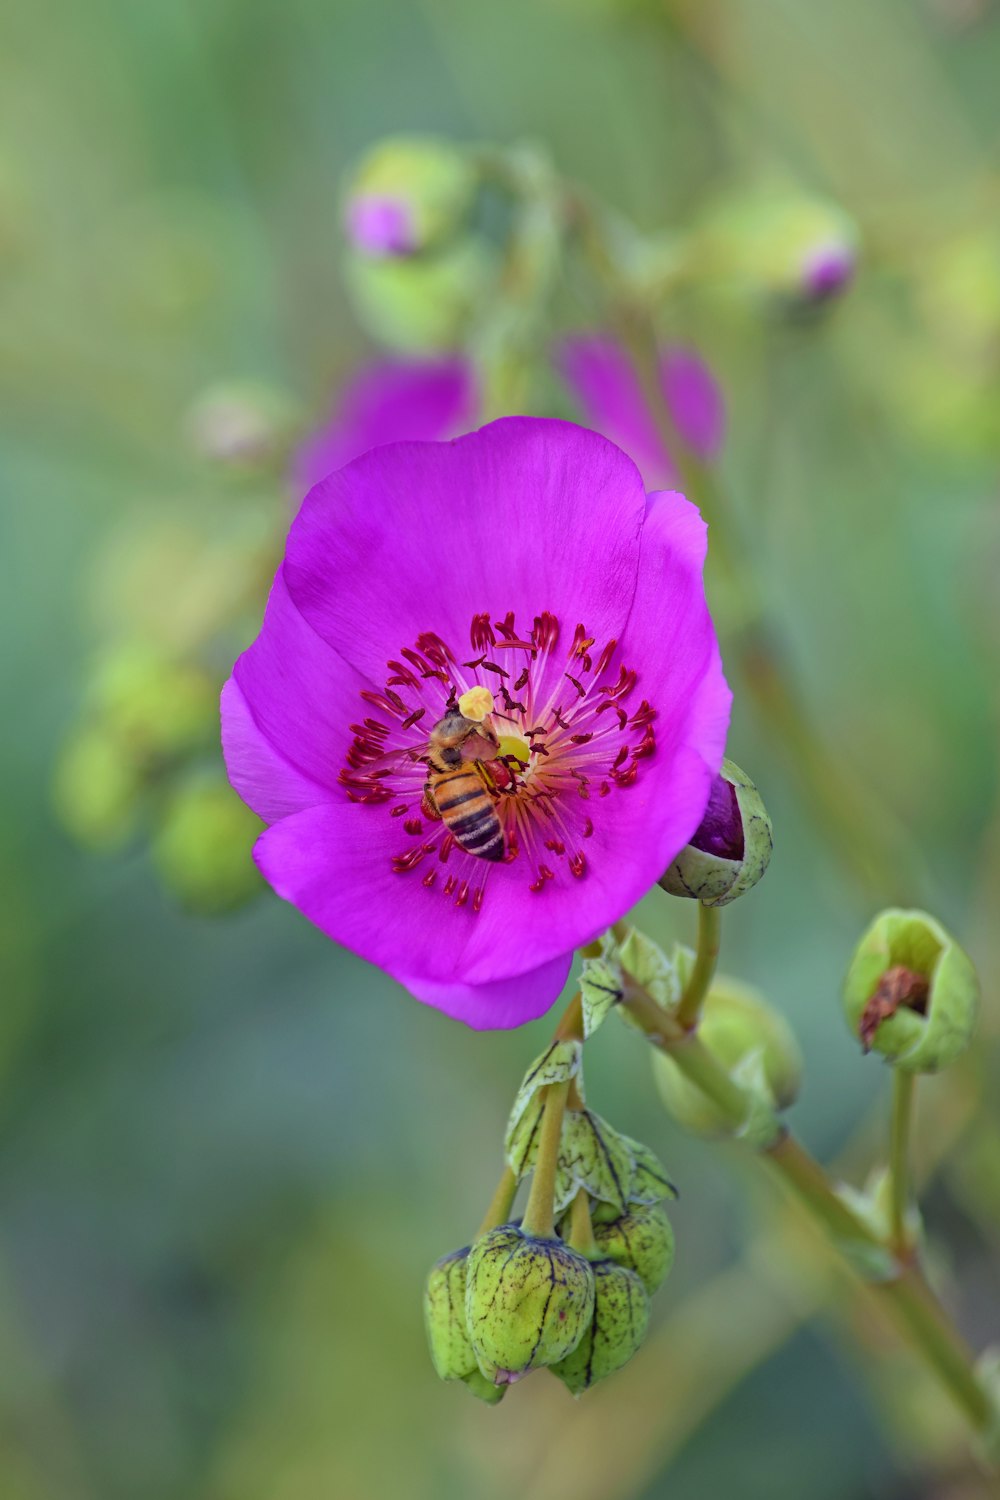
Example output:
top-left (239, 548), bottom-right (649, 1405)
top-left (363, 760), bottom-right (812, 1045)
top-left (52, 723), bottom-right (143, 851)
top-left (659, 760), bottom-right (772, 906)
top-left (549, 1260), bottom-right (650, 1396)
top-left (151, 773), bottom-right (263, 913)
top-left (653, 978), bottom-right (802, 1137)
top-left (592, 1203), bottom-right (675, 1296)
top-left (344, 237), bottom-right (492, 354)
top-left (697, 187), bottom-right (859, 310)
top-left (343, 136), bottom-right (476, 259)
top-left (91, 642), bottom-right (216, 760)
top-left (185, 380), bottom-right (298, 468)
top-left (843, 909), bottom-right (978, 1073)
top-left (424, 1248), bottom-right (506, 1405)
top-left (424, 1247), bottom-right (476, 1382)
top-left (465, 1225), bottom-right (595, 1385)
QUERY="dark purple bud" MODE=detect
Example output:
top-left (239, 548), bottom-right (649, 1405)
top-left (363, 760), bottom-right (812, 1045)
top-left (691, 774), bottom-right (744, 862)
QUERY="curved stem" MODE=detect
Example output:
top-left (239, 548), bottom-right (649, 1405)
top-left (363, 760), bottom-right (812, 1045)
top-left (675, 903), bottom-right (722, 1030)
top-left (621, 969), bottom-right (993, 1436)
top-left (476, 1164), bottom-right (519, 1239)
top-left (521, 1081), bottom-right (570, 1240)
top-left (889, 1071), bottom-right (917, 1258)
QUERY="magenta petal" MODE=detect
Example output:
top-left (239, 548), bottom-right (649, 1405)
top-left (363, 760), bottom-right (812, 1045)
top-left (399, 952), bottom-right (573, 1029)
top-left (284, 417), bottom-right (648, 685)
top-left (231, 566), bottom-right (370, 797)
top-left (557, 336), bottom-right (724, 488)
top-left (221, 678), bottom-right (334, 822)
top-left (291, 358), bottom-right (477, 491)
top-left (253, 802), bottom-right (573, 1029)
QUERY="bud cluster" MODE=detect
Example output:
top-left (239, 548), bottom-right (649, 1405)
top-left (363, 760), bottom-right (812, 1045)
top-left (424, 1037), bottom-right (677, 1401)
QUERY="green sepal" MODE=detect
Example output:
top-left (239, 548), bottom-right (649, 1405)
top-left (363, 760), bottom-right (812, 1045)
top-left (424, 1248), bottom-right (477, 1382)
top-left (730, 1050), bottom-right (783, 1150)
top-left (580, 936), bottom-right (624, 1039)
top-left (616, 928), bottom-right (684, 1008)
top-left (837, 1168), bottom-right (924, 1259)
top-left (465, 1225), bottom-right (595, 1382)
top-left (842, 909), bottom-right (979, 1074)
top-left (549, 1260), bottom-right (650, 1396)
top-left (618, 1133), bottom-right (678, 1204)
top-left (509, 1104), bottom-right (634, 1216)
top-left (832, 1177), bottom-right (904, 1282)
top-left (505, 1039), bottom-right (582, 1142)
top-left (592, 1204), bottom-right (675, 1295)
top-left (461, 1367), bottom-right (506, 1405)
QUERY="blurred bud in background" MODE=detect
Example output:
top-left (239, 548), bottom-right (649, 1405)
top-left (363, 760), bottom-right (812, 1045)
top-left (52, 722), bottom-right (144, 851)
top-left (695, 185), bottom-right (859, 312)
top-left (90, 641), bottom-right (217, 760)
top-left (344, 237), bottom-right (494, 353)
top-left (151, 771), bottom-right (263, 914)
top-left (186, 380), bottom-right (301, 471)
top-left (843, 909), bottom-right (979, 1072)
top-left (653, 977), bottom-right (802, 1137)
top-left (659, 760), bottom-right (773, 906)
top-left (343, 136), bottom-right (476, 259)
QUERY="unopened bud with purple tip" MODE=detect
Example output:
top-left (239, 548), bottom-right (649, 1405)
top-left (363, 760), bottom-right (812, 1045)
top-left (659, 759), bottom-right (772, 906)
top-left (342, 136), bottom-right (475, 260)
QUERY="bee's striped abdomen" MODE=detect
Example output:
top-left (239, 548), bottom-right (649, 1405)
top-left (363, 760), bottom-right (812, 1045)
top-left (429, 767), bottom-right (505, 862)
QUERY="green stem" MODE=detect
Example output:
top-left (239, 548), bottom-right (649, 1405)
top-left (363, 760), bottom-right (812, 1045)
top-left (476, 1163), bottom-right (518, 1239)
top-left (889, 1071), bottom-right (917, 1258)
top-left (567, 1187), bottom-right (600, 1259)
top-left (675, 903), bottom-right (722, 1030)
top-left (621, 971), bottom-right (993, 1436)
top-left (521, 1081), bottom-right (570, 1240)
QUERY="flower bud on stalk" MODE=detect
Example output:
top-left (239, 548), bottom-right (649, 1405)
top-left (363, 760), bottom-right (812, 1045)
top-left (659, 760), bottom-right (772, 906)
top-left (549, 1259), bottom-right (650, 1396)
top-left (592, 1202), bottom-right (675, 1296)
top-left (424, 1248), bottom-right (504, 1404)
top-left (344, 238), bottom-right (492, 354)
top-left (343, 136), bottom-right (476, 259)
top-left (653, 978), bottom-right (802, 1138)
top-left (843, 909), bottom-right (978, 1073)
top-left (151, 773), bottom-right (263, 914)
top-left (465, 1224), bottom-right (595, 1385)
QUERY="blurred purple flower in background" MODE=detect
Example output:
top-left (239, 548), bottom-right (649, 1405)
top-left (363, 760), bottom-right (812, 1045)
top-left (224, 419), bottom-right (729, 1028)
top-left (291, 358), bottom-right (478, 490)
top-left (557, 336), bottom-right (725, 489)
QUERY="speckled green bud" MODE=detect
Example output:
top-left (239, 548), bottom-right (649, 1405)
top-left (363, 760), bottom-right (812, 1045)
top-left (424, 1248), bottom-right (475, 1382)
top-left (653, 978), bottom-right (801, 1137)
top-left (549, 1260), bottom-right (650, 1396)
top-left (843, 909), bottom-right (978, 1074)
top-left (592, 1203), bottom-right (675, 1296)
top-left (465, 1225), bottom-right (595, 1385)
top-left (659, 760), bottom-right (772, 906)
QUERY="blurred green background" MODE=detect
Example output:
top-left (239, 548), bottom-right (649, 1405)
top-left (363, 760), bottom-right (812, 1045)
top-left (3, 1), bottom-right (1000, 1496)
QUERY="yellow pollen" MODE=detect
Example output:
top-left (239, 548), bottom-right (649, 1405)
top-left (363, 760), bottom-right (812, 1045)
top-left (498, 734), bottom-right (531, 766)
top-left (457, 685), bottom-right (495, 723)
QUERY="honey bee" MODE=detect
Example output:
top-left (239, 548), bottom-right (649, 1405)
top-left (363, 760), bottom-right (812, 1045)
top-left (421, 697), bottom-right (507, 862)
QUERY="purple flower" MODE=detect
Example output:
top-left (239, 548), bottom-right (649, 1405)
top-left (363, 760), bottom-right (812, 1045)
top-left (345, 194), bottom-right (418, 258)
top-left (223, 419), bottom-right (730, 1028)
top-left (291, 358), bottom-right (478, 491)
top-left (557, 337), bottom-right (725, 490)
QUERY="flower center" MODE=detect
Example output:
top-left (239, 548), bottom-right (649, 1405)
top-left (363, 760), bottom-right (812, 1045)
top-left (339, 609), bottom-right (657, 913)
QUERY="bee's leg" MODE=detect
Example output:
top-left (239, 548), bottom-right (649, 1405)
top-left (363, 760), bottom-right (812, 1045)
top-left (421, 780), bottom-right (442, 822)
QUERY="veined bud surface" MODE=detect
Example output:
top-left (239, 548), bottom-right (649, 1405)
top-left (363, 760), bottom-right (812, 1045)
top-left (343, 136), bottom-right (475, 258)
top-left (843, 909), bottom-right (978, 1073)
top-left (550, 1259), bottom-right (650, 1396)
top-left (424, 1248), bottom-right (504, 1404)
top-left (592, 1202), bottom-right (675, 1295)
top-left (659, 760), bottom-right (772, 906)
top-left (465, 1225), bottom-right (595, 1384)
top-left (653, 978), bottom-right (802, 1137)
